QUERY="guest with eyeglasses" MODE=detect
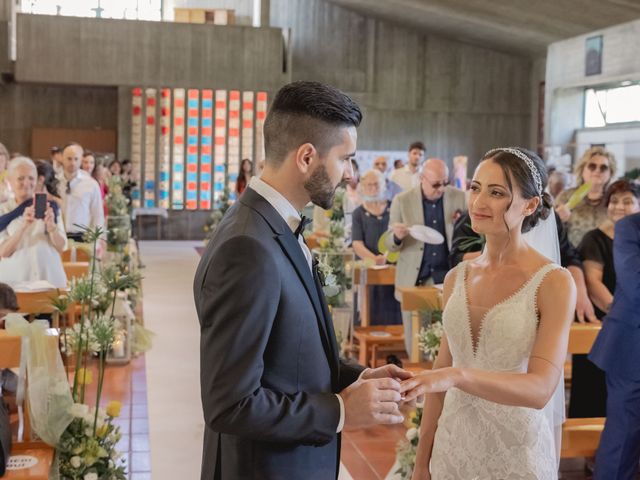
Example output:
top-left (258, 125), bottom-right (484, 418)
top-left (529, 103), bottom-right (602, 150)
top-left (556, 147), bottom-right (617, 247)
top-left (384, 158), bottom-right (467, 356)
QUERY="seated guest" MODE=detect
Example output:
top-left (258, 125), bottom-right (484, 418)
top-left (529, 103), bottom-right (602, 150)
top-left (569, 180), bottom-right (640, 418)
top-left (0, 282), bottom-right (18, 329)
top-left (374, 156), bottom-right (402, 201)
top-left (384, 158), bottom-right (466, 355)
top-left (0, 157), bottom-right (67, 288)
top-left (351, 170), bottom-right (401, 325)
top-left (61, 143), bottom-right (105, 242)
top-left (120, 159), bottom-right (137, 206)
top-left (34, 159), bottom-right (63, 209)
top-left (235, 158), bottom-right (253, 196)
top-left (109, 159), bottom-right (122, 177)
top-left (556, 146), bottom-right (617, 247)
top-left (0, 282), bottom-right (18, 403)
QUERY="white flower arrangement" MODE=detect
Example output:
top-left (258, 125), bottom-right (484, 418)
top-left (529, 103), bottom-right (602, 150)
top-left (416, 310), bottom-right (444, 360)
top-left (316, 257), bottom-right (341, 298)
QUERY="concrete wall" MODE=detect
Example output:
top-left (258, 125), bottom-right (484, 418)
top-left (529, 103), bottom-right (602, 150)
top-left (15, 14), bottom-right (287, 91)
top-left (0, 82), bottom-right (117, 156)
top-left (270, 0), bottom-right (534, 169)
top-left (545, 18), bottom-right (640, 157)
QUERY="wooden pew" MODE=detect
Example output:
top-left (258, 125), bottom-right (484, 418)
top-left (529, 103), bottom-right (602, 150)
top-left (353, 265), bottom-right (396, 326)
top-left (15, 290), bottom-right (61, 328)
top-left (0, 331), bottom-right (55, 479)
top-left (561, 323), bottom-right (604, 459)
top-left (397, 286), bottom-right (443, 362)
top-left (63, 261), bottom-right (90, 280)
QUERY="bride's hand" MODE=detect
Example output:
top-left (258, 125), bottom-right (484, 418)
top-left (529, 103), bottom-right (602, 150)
top-left (411, 464), bottom-right (431, 480)
top-left (400, 368), bottom-right (459, 402)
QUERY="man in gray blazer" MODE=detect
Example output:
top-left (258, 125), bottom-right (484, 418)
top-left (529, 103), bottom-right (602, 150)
top-left (385, 158), bottom-right (467, 355)
top-left (194, 81), bottom-right (410, 480)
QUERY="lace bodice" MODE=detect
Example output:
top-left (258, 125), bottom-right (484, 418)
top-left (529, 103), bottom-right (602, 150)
top-left (429, 261), bottom-right (561, 480)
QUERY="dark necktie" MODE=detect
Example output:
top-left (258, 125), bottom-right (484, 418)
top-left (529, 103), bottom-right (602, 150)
top-left (294, 215), bottom-right (311, 239)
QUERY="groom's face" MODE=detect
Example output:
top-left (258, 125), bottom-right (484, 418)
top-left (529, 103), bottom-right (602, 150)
top-left (304, 126), bottom-right (357, 209)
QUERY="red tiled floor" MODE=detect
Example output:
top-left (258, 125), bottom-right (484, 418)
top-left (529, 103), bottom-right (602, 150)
top-left (94, 355), bottom-right (151, 479)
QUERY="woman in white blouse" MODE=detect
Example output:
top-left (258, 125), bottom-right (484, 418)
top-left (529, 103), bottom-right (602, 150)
top-left (0, 157), bottom-right (67, 288)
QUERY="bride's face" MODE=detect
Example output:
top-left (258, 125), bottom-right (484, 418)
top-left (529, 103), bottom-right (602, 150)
top-left (468, 159), bottom-right (538, 235)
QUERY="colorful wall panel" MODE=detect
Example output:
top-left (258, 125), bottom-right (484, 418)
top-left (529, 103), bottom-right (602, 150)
top-left (200, 90), bottom-right (213, 210)
top-left (255, 91), bottom-right (268, 167)
top-left (158, 88), bottom-right (171, 209)
top-left (130, 86), bottom-right (266, 210)
top-left (241, 91), bottom-right (254, 166)
top-left (214, 90), bottom-right (227, 205)
top-left (131, 88), bottom-right (143, 209)
top-left (186, 89), bottom-right (199, 210)
top-left (171, 89), bottom-right (185, 210)
top-left (227, 90), bottom-right (241, 200)
top-left (144, 88), bottom-right (157, 208)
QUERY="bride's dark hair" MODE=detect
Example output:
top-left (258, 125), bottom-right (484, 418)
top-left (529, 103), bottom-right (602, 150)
top-left (482, 147), bottom-right (552, 233)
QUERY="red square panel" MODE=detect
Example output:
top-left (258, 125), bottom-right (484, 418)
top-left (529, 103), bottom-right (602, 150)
top-left (147, 97), bottom-right (156, 107)
top-left (215, 137), bottom-right (225, 146)
top-left (243, 120), bottom-right (253, 128)
top-left (188, 127), bottom-right (198, 136)
top-left (174, 136), bottom-right (183, 144)
top-left (175, 98), bottom-right (185, 108)
top-left (175, 117), bottom-right (184, 126)
top-left (132, 106), bottom-right (141, 116)
top-left (229, 111), bottom-right (239, 119)
top-left (187, 146), bottom-right (197, 155)
top-left (257, 111), bottom-right (266, 120)
top-left (215, 119), bottom-right (226, 128)
top-left (133, 88), bottom-right (142, 96)
top-left (146, 117), bottom-right (155, 126)
top-left (187, 164), bottom-right (198, 173)
top-left (243, 102), bottom-right (254, 110)
top-left (229, 128), bottom-right (239, 137)
top-left (215, 101), bottom-right (226, 109)
top-left (257, 92), bottom-right (267, 101)
top-left (230, 91), bottom-right (240, 100)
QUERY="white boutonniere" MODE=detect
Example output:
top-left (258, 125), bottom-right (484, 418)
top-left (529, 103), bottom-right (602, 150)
top-left (315, 257), bottom-right (341, 298)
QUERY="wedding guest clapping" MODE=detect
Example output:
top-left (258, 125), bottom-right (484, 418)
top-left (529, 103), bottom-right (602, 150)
top-left (0, 157), bottom-right (67, 288)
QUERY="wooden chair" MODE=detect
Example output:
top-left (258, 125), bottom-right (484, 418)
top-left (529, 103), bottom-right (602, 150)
top-left (0, 332), bottom-right (55, 479)
top-left (15, 290), bottom-right (61, 328)
top-left (561, 323), bottom-right (604, 459)
top-left (63, 261), bottom-right (90, 280)
top-left (61, 245), bottom-right (91, 263)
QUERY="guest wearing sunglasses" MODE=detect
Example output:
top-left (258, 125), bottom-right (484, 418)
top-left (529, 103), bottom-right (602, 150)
top-left (385, 158), bottom-right (466, 356)
top-left (556, 147), bottom-right (617, 247)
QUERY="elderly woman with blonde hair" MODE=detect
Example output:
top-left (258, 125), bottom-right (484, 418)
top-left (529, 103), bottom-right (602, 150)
top-left (351, 169), bottom-right (401, 325)
top-left (556, 146), bottom-right (617, 247)
top-left (0, 157), bottom-right (67, 288)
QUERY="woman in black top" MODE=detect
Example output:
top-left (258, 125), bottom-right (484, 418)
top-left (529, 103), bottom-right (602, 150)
top-left (351, 170), bottom-right (401, 325)
top-left (569, 180), bottom-right (640, 418)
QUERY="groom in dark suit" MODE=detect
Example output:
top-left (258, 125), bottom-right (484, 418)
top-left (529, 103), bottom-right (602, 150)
top-left (194, 81), bottom-right (409, 480)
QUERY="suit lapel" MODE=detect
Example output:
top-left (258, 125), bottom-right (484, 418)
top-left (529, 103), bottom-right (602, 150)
top-left (240, 189), bottom-right (337, 369)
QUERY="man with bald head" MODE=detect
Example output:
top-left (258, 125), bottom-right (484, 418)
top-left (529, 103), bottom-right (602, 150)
top-left (385, 158), bottom-right (466, 356)
top-left (61, 142), bottom-right (104, 241)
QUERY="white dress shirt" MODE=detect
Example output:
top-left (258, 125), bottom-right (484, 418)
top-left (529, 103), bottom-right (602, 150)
top-left (62, 171), bottom-right (105, 234)
top-left (389, 165), bottom-right (420, 192)
top-left (248, 177), bottom-right (346, 432)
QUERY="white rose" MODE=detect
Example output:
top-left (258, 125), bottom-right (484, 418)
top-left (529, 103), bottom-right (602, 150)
top-left (84, 473), bottom-right (98, 480)
top-left (406, 427), bottom-right (418, 441)
top-left (69, 403), bottom-right (89, 418)
top-left (70, 456), bottom-right (82, 468)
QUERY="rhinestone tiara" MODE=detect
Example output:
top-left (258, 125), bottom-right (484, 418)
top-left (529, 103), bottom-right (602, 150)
top-left (485, 147), bottom-right (543, 196)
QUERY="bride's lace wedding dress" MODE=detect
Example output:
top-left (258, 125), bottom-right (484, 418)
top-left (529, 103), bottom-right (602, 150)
top-left (429, 261), bottom-right (561, 480)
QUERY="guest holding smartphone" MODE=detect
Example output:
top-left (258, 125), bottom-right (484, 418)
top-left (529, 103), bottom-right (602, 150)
top-left (0, 157), bottom-right (67, 288)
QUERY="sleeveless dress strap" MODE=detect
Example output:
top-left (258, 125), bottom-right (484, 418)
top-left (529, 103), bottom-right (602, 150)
top-left (453, 260), bottom-right (467, 291)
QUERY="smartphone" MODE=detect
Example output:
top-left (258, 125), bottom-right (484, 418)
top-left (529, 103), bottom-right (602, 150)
top-left (34, 193), bottom-right (47, 219)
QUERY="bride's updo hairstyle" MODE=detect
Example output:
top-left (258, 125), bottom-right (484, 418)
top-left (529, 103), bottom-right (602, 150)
top-left (481, 147), bottom-right (552, 233)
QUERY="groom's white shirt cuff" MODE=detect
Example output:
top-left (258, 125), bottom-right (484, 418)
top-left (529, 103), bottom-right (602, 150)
top-left (335, 368), bottom-right (370, 432)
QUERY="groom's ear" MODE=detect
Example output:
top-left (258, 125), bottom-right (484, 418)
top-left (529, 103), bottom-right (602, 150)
top-left (294, 143), bottom-right (317, 175)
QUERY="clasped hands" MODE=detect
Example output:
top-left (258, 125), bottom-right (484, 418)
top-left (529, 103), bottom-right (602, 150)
top-left (340, 365), bottom-right (457, 430)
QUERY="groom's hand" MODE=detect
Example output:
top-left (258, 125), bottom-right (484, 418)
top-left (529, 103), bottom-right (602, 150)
top-left (339, 378), bottom-right (404, 430)
top-left (360, 364), bottom-right (413, 382)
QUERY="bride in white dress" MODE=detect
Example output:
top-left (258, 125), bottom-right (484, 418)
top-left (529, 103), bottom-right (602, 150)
top-left (401, 147), bottom-right (577, 480)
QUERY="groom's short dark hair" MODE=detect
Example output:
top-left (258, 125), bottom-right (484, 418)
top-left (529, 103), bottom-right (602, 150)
top-left (263, 81), bottom-right (362, 166)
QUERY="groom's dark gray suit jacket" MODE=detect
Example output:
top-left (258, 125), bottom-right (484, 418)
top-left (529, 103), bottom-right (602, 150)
top-left (194, 187), bottom-right (363, 480)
